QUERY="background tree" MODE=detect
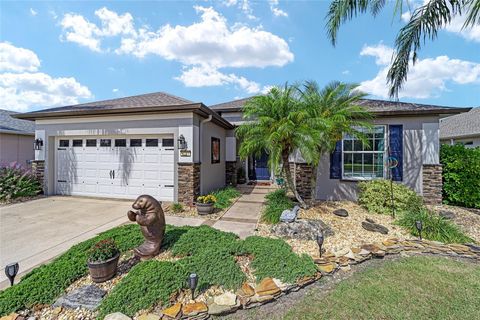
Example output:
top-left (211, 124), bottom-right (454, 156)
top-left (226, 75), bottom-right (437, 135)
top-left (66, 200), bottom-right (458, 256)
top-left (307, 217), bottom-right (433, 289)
top-left (326, 0), bottom-right (480, 98)
top-left (236, 81), bottom-right (371, 207)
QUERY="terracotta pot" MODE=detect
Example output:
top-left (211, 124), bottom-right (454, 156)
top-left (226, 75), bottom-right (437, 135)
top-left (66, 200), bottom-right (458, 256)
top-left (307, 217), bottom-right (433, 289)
top-left (88, 252), bottom-right (119, 283)
top-left (197, 202), bottom-right (214, 215)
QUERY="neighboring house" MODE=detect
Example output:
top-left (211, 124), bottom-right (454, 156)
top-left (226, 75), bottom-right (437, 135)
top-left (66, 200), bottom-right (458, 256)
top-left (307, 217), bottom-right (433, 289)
top-left (440, 107), bottom-right (480, 148)
top-left (0, 109), bottom-right (35, 166)
top-left (16, 92), bottom-right (470, 205)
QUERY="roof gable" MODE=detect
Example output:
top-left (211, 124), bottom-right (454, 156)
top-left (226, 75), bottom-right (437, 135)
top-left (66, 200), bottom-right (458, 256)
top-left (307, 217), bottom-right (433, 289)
top-left (440, 107), bottom-right (480, 139)
top-left (0, 109), bottom-right (35, 135)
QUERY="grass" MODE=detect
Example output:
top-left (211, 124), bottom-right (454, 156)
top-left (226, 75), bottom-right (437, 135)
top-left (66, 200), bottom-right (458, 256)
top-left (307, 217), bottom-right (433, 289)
top-left (282, 256), bottom-right (480, 320)
top-left (261, 189), bottom-right (294, 224)
top-left (212, 186), bottom-right (241, 209)
top-left (395, 208), bottom-right (473, 244)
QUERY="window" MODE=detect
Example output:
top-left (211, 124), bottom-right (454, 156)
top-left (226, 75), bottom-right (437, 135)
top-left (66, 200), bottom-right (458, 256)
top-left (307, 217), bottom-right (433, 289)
top-left (72, 139), bottom-right (83, 147)
top-left (342, 126), bottom-right (385, 179)
top-left (130, 139), bottom-right (142, 147)
top-left (100, 139), bottom-right (112, 147)
top-left (162, 138), bottom-right (174, 147)
top-left (86, 139), bottom-right (97, 147)
top-left (146, 139), bottom-right (158, 147)
top-left (115, 139), bottom-right (127, 147)
top-left (59, 140), bottom-right (69, 147)
top-left (211, 137), bottom-right (220, 164)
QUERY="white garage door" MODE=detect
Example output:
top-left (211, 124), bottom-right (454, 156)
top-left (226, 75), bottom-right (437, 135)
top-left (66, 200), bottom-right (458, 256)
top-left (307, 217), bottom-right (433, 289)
top-left (56, 136), bottom-right (175, 201)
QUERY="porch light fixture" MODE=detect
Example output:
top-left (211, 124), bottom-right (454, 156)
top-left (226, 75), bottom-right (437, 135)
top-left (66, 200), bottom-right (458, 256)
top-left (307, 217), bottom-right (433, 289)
top-left (316, 233), bottom-right (324, 258)
top-left (5, 262), bottom-right (19, 287)
top-left (34, 138), bottom-right (43, 150)
top-left (415, 220), bottom-right (423, 240)
top-left (178, 134), bottom-right (187, 150)
top-left (187, 273), bottom-right (198, 300)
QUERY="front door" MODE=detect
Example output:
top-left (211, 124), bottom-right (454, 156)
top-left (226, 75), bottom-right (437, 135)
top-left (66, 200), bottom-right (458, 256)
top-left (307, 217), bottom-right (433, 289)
top-left (249, 151), bottom-right (270, 180)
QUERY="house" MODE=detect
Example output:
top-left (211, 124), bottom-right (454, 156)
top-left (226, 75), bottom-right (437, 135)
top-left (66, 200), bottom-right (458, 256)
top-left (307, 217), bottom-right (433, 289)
top-left (0, 109), bottom-right (35, 166)
top-left (16, 92), bottom-right (470, 205)
top-left (440, 107), bottom-right (480, 148)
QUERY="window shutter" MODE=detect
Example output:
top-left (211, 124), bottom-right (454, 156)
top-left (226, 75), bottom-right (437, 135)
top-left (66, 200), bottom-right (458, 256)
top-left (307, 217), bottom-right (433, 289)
top-left (330, 140), bottom-right (342, 179)
top-left (389, 125), bottom-right (403, 181)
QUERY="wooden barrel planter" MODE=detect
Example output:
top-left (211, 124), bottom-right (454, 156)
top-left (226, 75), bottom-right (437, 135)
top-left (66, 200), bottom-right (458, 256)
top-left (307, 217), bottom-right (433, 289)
top-left (88, 253), bottom-right (120, 283)
top-left (197, 203), bottom-right (214, 215)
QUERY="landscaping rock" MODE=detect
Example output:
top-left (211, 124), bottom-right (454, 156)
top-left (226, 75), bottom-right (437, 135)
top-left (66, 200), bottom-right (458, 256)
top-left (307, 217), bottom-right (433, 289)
top-left (138, 314), bottom-right (161, 320)
top-left (272, 219), bottom-right (334, 241)
top-left (439, 210), bottom-right (455, 219)
top-left (280, 205), bottom-right (300, 223)
top-left (237, 283), bottom-right (255, 297)
top-left (317, 262), bottom-right (336, 274)
top-left (53, 285), bottom-right (106, 310)
top-left (255, 278), bottom-right (281, 296)
top-left (362, 220), bottom-right (389, 234)
top-left (214, 292), bottom-right (237, 306)
top-left (182, 302), bottom-right (208, 316)
top-left (0, 313), bottom-right (19, 320)
top-left (162, 302), bottom-right (182, 319)
top-left (207, 303), bottom-right (235, 315)
top-left (104, 312), bottom-right (131, 320)
top-left (333, 209), bottom-right (348, 217)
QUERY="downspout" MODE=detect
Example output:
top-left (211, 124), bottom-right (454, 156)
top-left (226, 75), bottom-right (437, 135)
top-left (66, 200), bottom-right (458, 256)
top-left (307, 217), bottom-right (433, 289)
top-left (199, 115), bottom-right (213, 195)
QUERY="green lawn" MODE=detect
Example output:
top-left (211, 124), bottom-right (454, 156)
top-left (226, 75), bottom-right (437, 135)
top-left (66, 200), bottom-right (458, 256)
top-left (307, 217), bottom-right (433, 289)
top-left (282, 256), bottom-right (480, 320)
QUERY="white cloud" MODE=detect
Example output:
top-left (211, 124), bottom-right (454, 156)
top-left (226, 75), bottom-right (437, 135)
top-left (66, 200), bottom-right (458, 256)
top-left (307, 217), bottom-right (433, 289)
top-left (360, 43), bottom-right (393, 65)
top-left (94, 7), bottom-right (136, 37)
top-left (0, 42), bottom-right (40, 72)
top-left (30, 8), bottom-right (37, 16)
top-left (359, 43), bottom-right (480, 99)
top-left (0, 42), bottom-right (92, 111)
top-left (112, 88), bottom-right (119, 92)
top-left (60, 13), bottom-right (102, 51)
top-left (269, 0), bottom-right (288, 17)
top-left (342, 70), bottom-right (350, 75)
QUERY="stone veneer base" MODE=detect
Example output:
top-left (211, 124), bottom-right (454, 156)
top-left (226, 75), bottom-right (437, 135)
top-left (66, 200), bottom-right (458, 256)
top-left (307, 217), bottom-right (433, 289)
top-left (177, 162), bottom-right (201, 206)
top-left (422, 164), bottom-right (443, 205)
top-left (32, 160), bottom-right (46, 194)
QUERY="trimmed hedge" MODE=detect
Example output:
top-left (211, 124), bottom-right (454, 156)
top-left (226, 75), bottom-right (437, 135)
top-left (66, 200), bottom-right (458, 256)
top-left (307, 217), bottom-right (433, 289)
top-left (440, 144), bottom-right (480, 209)
top-left (358, 179), bottom-right (423, 215)
top-left (261, 189), bottom-right (294, 224)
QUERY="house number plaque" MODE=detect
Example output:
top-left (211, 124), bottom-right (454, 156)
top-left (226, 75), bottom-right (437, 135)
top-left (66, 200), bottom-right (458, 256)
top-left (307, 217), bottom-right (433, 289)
top-left (180, 149), bottom-right (192, 157)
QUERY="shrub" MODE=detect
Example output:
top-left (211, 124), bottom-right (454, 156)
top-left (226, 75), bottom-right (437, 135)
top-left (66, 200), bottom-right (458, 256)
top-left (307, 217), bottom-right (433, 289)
top-left (240, 236), bottom-right (317, 283)
top-left (0, 163), bottom-right (41, 202)
top-left (358, 179), bottom-right (423, 215)
top-left (88, 239), bottom-right (118, 263)
top-left (97, 261), bottom-right (186, 318)
top-left (395, 208), bottom-right (473, 244)
top-left (440, 144), bottom-right (480, 209)
top-left (170, 202), bottom-right (184, 213)
top-left (212, 186), bottom-right (241, 209)
top-left (261, 189), bottom-right (294, 224)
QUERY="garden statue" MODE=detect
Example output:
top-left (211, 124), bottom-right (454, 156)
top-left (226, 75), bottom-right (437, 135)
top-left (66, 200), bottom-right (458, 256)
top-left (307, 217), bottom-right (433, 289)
top-left (127, 195), bottom-right (166, 259)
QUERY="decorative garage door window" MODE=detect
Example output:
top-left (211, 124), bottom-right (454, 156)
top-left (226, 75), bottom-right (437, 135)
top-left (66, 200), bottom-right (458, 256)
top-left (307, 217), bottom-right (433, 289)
top-left (342, 126), bottom-right (386, 179)
top-left (86, 139), bottom-right (97, 147)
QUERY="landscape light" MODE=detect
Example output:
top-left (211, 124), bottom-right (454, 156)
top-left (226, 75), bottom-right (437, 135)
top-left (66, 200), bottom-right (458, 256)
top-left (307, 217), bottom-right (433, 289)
top-left (316, 233), bottom-right (324, 258)
top-left (187, 273), bottom-right (198, 300)
top-left (5, 263), bottom-right (19, 287)
top-left (415, 220), bottom-right (423, 240)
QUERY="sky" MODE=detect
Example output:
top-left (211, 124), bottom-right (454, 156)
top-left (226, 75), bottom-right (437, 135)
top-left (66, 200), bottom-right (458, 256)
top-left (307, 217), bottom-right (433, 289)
top-left (0, 0), bottom-right (479, 112)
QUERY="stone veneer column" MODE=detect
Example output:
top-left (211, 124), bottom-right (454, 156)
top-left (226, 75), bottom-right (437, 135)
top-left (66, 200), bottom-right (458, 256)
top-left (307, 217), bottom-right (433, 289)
top-left (177, 163), bottom-right (201, 206)
top-left (31, 160), bottom-right (46, 194)
top-left (422, 164), bottom-right (443, 205)
top-left (288, 162), bottom-right (314, 202)
top-left (225, 161), bottom-right (237, 186)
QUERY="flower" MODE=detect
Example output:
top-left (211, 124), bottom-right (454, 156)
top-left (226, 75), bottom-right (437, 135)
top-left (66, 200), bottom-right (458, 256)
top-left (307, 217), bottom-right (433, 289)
top-left (88, 238), bottom-right (118, 263)
top-left (197, 194), bottom-right (217, 204)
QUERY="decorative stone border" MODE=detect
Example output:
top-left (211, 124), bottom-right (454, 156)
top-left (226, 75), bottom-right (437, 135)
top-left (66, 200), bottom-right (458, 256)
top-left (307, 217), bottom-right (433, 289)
top-left (3, 240), bottom-right (478, 320)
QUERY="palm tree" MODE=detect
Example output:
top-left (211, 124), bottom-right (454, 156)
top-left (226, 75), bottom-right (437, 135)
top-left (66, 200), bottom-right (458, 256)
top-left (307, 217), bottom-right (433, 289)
top-left (326, 0), bottom-right (480, 98)
top-left (236, 81), bottom-right (371, 208)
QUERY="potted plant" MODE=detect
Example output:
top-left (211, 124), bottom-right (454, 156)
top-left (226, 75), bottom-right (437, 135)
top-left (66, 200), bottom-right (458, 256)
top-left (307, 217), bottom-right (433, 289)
top-left (237, 167), bottom-right (246, 184)
top-left (87, 238), bottom-right (120, 283)
top-left (196, 194), bottom-right (217, 215)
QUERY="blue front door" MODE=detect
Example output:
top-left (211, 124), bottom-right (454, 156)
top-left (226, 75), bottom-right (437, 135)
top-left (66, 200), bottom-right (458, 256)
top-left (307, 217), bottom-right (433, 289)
top-left (251, 151), bottom-right (270, 180)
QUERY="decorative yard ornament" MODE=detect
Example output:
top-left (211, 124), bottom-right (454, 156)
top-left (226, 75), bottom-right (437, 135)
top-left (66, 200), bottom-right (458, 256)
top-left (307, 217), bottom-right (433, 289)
top-left (387, 154), bottom-right (399, 218)
top-left (316, 232), bottom-right (324, 258)
top-left (127, 195), bottom-right (166, 259)
top-left (4, 262), bottom-right (19, 286)
top-left (415, 220), bottom-right (423, 240)
top-left (188, 273), bottom-right (199, 300)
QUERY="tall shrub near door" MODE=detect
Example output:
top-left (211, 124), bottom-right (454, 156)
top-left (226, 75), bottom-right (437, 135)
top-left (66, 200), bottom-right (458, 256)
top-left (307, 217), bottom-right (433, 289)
top-left (440, 144), bottom-right (480, 208)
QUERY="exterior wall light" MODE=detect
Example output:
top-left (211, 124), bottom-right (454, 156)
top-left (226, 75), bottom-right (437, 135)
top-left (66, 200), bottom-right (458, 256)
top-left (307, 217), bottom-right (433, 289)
top-left (415, 220), bottom-right (423, 240)
top-left (187, 273), bottom-right (198, 300)
top-left (316, 233), bottom-right (324, 258)
top-left (5, 262), bottom-right (19, 286)
top-left (34, 138), bottom-right (43, 150)
top-left (178, 134), bottom-right (187, 150)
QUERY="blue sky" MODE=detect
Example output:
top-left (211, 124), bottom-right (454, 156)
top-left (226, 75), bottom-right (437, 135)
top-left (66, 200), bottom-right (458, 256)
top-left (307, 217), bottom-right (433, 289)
top-left (1, 0), bottom-right (479, 112)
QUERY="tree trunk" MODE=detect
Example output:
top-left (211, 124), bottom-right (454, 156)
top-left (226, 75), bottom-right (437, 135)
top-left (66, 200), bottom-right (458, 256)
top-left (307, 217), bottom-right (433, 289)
top-left (282, 153), bottom-right (307, 208)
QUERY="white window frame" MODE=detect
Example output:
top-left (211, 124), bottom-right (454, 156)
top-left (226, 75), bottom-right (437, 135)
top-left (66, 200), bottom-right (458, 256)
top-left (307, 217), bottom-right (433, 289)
top-left (341, 125), bottom-right (388, 181)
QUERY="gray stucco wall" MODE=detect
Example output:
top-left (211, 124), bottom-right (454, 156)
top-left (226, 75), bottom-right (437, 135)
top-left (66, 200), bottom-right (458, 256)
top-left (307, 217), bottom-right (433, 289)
top-left (315, 116), bottom-right (438, 201)
top-left (200, 120), bottom-right (226, 194)
top-left (441, 136), bottom-right (480, 148)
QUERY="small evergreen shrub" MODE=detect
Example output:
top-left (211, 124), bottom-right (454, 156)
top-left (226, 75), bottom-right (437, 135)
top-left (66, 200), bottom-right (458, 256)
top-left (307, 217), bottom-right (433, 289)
top-left (97, 261), bottom-right (186, 318)
top-left (212, 186), bottom-right (241, 209)
top-left (395, 208), bottom-right (473, 244)
top-left (0, 163), bottom-right (42, 202)
top-left (440, 144), bottom-right (480, 209)
top-left (358, 179), bottom-right (423, 215)
top-left (170, 202), bottom-right (184, 213)
top-left (262, 189), bottom-right (294, 224)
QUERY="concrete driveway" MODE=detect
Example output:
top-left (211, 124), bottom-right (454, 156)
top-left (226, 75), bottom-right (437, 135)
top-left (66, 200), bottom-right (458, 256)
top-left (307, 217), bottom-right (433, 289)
top-left (0, 196), bottom-right (131, 289)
